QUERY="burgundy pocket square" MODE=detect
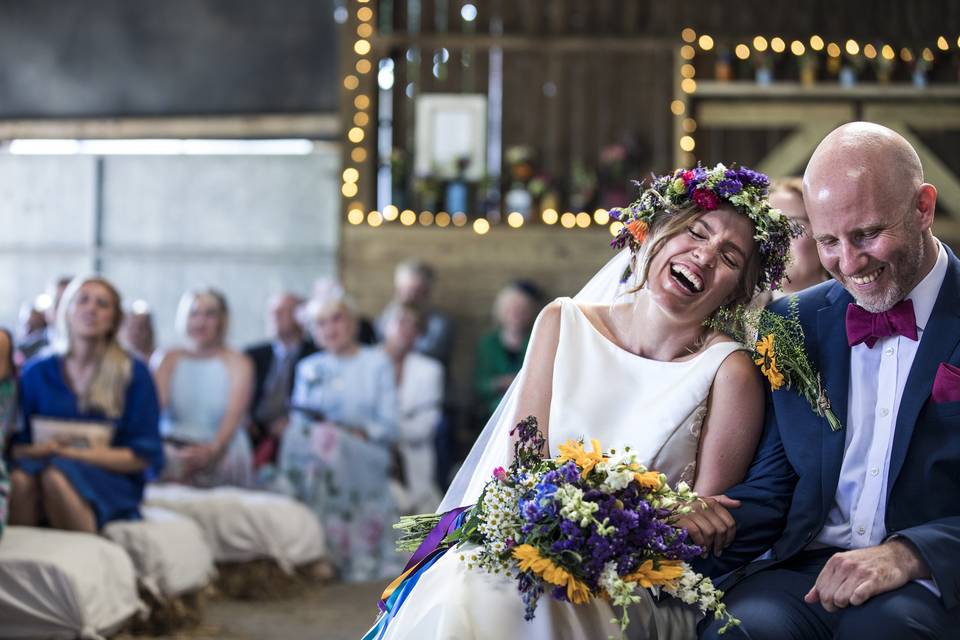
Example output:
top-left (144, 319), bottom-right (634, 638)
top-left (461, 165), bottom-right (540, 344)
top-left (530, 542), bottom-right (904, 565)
top-left (932, 363), bottom-right (960, 404)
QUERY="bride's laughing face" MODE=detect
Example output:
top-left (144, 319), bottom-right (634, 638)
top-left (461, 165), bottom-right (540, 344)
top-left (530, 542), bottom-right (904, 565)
top-left (646, 207), bottom-right (756, 322)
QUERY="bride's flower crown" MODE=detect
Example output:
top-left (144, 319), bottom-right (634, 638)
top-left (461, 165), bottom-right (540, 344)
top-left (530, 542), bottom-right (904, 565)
top-left (609, 163), bottom-right (799, 292)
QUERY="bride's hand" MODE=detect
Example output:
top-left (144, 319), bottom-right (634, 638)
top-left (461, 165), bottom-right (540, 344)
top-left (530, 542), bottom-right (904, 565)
top-left (674, 495), bottom-right (741, 557)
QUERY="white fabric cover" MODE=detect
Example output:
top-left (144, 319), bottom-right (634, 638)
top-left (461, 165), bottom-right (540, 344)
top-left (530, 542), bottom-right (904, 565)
top-left (102, 506), bottom-right (215, 598)
top-left (144, 484), bottom-right (325, 572)
top-left (0, 526), bottom-right (140, 640)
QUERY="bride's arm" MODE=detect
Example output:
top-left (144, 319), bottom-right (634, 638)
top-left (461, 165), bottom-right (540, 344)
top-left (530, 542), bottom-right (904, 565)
top-left (510, 300), bottom-right (563, 455)
top-left (692, 349), bottom-right (765, 496)
top-left (677, 349), bottom-right (764, 554)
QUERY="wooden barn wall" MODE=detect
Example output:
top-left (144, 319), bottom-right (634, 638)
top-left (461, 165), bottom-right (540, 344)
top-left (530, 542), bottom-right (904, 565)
top-left (345, 0), bottom-right (960, 417)
top-left (341, 225), bottom-right (611, 402)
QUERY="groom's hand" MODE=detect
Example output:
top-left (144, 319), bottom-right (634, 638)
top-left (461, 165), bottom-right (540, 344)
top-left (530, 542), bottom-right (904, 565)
top-left (674, 495), bottom-right (741, 557)
top-left (804, 539), bottom-right (930, 612)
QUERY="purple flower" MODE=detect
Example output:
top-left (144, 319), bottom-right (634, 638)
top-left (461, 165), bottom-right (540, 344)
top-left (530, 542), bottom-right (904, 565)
top-left (714, 177), bottom-right (743, 197)
top-left (731, 167), bottom-right (769, 189)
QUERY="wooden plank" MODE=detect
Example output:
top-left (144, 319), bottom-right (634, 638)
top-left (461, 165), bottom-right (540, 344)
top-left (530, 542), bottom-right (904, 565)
top-left (0, 114), bottom-right (338, 139)
top-left (875, 122), bottom-right (960, 219)
top-left (695, 81), bottom-right (960, 101)
top-left (863, 104), bottom-right (960, 130)
top-left (373, 33), bottom-right (674, 54)
top-left (756, 120), bottom-right (847, 178)
top-left (697, 101), bottom-right (854, 127)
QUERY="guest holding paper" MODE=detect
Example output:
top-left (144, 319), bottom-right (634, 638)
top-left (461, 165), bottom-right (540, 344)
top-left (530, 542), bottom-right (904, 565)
top-left (154, 288), bottom-right (254, 488)
top-left (7, 276), bottom-right (163, 532)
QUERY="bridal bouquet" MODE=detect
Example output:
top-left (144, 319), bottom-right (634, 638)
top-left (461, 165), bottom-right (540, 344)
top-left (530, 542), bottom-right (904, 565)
top-left (394, 417), bottom-right (738, 636)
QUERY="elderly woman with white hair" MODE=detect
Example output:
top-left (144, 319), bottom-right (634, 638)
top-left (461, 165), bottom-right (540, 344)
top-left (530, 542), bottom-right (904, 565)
top-left (277, 292), bottom-right (401, 582)
top-left (153, 287), bottom-right (254, 488)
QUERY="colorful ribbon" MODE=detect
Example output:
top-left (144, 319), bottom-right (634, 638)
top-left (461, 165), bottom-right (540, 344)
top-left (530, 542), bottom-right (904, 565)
top-left (378, 506), bottom-right (468, 611)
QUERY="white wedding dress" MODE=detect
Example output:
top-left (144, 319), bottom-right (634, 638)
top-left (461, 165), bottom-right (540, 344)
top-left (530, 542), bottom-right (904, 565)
top-left (374, 297), bottom-right (743, 640)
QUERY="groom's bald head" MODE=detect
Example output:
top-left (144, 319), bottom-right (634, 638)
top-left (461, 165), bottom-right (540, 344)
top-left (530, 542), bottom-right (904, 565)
top-left (803, 122), bottom-right (923, 216)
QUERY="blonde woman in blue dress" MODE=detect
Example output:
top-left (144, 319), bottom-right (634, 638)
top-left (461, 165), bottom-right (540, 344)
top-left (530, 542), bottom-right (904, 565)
top-left (370, 165), bottom-right (796, 640)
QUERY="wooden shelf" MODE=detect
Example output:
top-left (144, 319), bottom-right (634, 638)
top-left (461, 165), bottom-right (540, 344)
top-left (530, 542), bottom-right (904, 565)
top-left (693, 81), bottom-right (960, 101)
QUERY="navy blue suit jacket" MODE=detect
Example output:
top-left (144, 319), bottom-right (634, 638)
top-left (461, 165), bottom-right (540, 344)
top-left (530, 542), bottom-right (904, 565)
top-left (697, 245), bottom-right (960, 609)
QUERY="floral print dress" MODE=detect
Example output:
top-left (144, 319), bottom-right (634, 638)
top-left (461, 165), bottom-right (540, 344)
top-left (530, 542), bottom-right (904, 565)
top-left (277, 346), bottom-right (405, 581)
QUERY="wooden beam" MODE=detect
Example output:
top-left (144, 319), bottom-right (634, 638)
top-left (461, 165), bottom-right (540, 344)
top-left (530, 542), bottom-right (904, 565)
top-left (756, 120), bottom-right (848, 178)
top-left (695, 81), bottom-right (960, 101)
top-left (0, 114), bottom-right (338, 140)
top-left (697, 101), bottom-right (853, 128)
top-left (872, 121), bottom-right (960, 219)
top-left (372, 33), bottom-right (673, 54)
top-left (864, 104), bottom-right (960, 130)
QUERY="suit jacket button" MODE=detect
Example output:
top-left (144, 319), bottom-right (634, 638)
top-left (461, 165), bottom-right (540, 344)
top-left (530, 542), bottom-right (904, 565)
top-left (805, 531), bottom-right (815, 542)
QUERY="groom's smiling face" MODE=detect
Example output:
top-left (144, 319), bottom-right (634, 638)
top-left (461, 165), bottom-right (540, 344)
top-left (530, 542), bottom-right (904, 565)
top-left (808, 180), bottom-right (926, 313)
top-left (804, 122), bottom-right (939, 313)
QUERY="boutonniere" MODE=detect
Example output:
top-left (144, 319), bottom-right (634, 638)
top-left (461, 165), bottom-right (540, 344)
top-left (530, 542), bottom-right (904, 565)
top-left (710, 297), bottom-right (842, 431)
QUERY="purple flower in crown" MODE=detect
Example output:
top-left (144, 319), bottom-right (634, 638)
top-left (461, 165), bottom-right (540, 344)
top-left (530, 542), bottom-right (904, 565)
top-left (714, 177), bottom-right (743, 197)
top-left (730, 167), bottom-right (769, 190)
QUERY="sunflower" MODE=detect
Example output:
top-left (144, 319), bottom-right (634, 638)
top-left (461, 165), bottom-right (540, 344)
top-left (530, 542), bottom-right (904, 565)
top-left (557, 439), bottom-right (607, 478)
top-left (754, 333), bottom-right (785, 390)
top-left (623, 559), bottom-right (685, 589)
top-left (513, 545), bottom-right (592, 604)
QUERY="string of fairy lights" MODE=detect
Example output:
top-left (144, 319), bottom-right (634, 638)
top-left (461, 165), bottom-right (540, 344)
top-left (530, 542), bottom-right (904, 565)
top-left (339, 0), bottom-right (622, 236)
top-left (342, 7), bottom-right (960, 236)
top-left (671, 28), bottom-right (960, 163)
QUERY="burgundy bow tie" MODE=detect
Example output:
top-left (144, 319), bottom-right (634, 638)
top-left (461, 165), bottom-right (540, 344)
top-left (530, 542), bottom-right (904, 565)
top-left (845, 299), bottom-right (918, 348)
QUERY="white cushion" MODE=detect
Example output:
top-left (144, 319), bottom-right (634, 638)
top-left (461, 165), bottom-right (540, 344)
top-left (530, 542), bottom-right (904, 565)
top-left (102, 506), bottom-right (215, 598)
top-left (0, 526), bottom-right (140, 639)
top-left (144, 484), bottom-right (325, 572)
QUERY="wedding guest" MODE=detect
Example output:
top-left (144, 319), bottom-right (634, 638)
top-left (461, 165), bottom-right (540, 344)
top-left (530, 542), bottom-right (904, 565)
top-left (8, 276), bottom-right (163, 532)
top-left (769, 177), bottom-right (830, 296)
top-left (120, 300), bottom-right (156, 364)
top-left (376, 261), bottom-right (454, 366)
top-left (15, 300), bottom-right (46, 365)
top-left (474, 280), bottom-right (543, 422)
top-left (245, 292), bottom-right (315, 466)
top-left (153, 288), bottom-right (254, 488)
top-left (383, 303), bottom-right (443, 514)
top-left (313, 277), bottom-right (377, 345)
top-left (0, 328), bottom-right (18, 444)
top-left (277, 293), bottom-right (401, 581)
top-left (0, 457), bottom-right (7, 539)
top-left (18, 275), bottom-right (72, 362)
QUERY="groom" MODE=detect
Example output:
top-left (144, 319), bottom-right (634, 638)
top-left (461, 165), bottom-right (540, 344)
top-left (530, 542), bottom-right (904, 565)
top-left (694, 122), bottom-right (960, 638)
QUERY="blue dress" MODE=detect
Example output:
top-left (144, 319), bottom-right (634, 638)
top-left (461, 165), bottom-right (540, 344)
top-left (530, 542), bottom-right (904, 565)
top-left (12, 355), bottom-right (164, 528)
top-left (159, 355), bottom-right (253, 487)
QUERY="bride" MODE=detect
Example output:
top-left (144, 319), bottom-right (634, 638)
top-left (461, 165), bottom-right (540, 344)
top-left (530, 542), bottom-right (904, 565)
top-left (367, 164), bottom-right (796, 639)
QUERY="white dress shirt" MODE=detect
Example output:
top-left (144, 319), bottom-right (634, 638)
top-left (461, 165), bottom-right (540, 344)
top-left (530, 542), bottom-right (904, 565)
top-left (814, 241), bottom-right (947, 593)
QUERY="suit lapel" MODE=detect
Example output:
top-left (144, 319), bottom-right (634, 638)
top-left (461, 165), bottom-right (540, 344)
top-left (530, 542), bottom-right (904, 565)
top-left (887, 250), bottom-right (960, 494)
top-left (816, 282), bottom-right (854, 514)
